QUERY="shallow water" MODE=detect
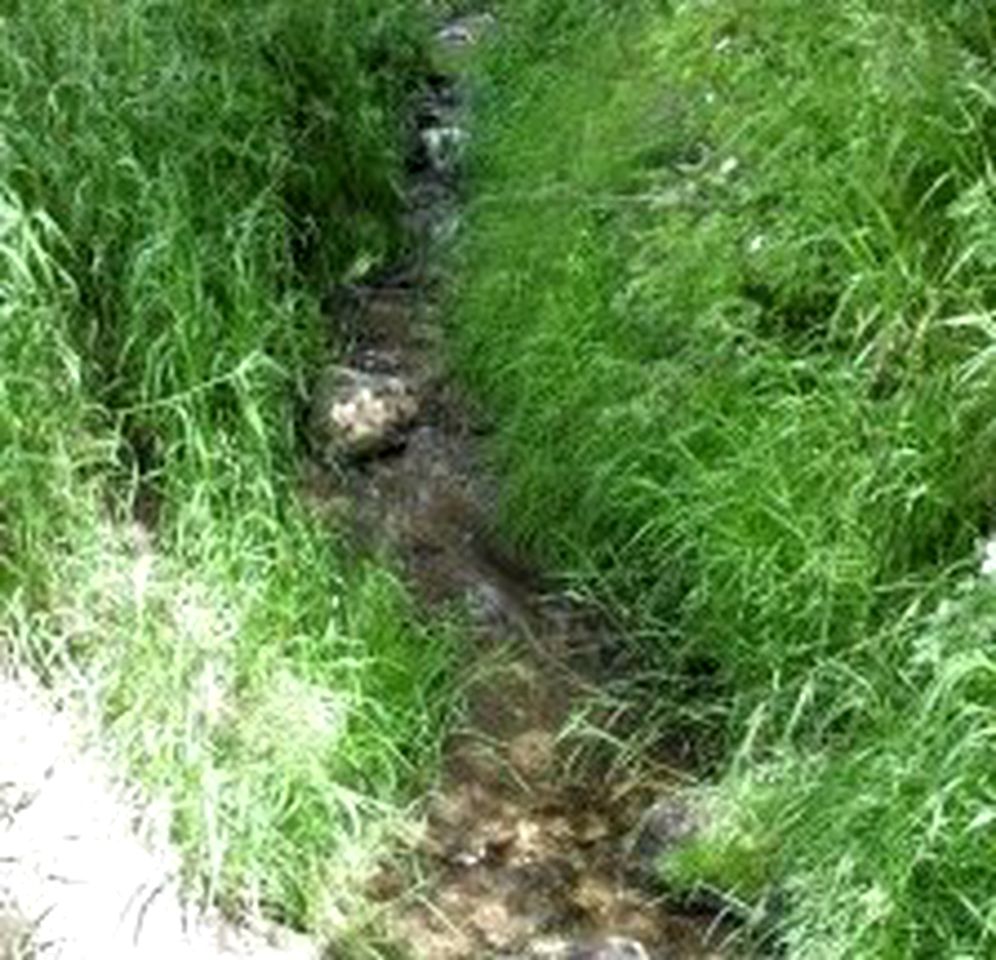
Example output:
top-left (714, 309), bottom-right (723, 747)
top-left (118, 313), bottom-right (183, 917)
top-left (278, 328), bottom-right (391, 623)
top-left (315, 16), bottom-right (731, 960)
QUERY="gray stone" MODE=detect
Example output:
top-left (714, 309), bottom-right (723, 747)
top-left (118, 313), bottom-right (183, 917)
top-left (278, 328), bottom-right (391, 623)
top-left (628, 794), bottom-right (704, 879)
top-left (421, 125), bottom-right (469, 175)
top-left (517, 937), bottom-right (650, 960)
top-left (437, 14), bottom-right (497, 49)
top-left (310, 365), bottom-right (418, 460)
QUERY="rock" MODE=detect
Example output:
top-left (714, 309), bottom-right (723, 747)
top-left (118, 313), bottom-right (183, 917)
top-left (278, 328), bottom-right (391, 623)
top-left (437, 22), bottom-right (474, 46)
top-left (507, 729), bottom-right (557, 781)
top-left (518, 936), bottom-right (650, 959)
top-left (421, 125), bottom-right (469, 175)
top-left (437, 14), bottom-right (497, 49)
top-left (628, 794), bottom-right (704, 880)
top-left (311, 365), bottom-right (418, 460)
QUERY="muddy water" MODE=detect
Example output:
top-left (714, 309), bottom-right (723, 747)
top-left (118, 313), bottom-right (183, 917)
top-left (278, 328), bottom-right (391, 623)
top-left (317, 17), bottom-right (729, 960)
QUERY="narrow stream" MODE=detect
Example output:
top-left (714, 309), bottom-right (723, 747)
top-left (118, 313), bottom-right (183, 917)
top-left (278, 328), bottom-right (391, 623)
top-left (310, 16), bottom-right (730, 960)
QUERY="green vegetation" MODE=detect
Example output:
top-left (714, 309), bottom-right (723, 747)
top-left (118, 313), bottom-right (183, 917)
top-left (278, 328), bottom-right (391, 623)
top-left (453, 0), bottom-right (996, 955)
top-left (0, 0), bottom-right (455, 933)
top-left (5, 0), bottom-right (995, 952)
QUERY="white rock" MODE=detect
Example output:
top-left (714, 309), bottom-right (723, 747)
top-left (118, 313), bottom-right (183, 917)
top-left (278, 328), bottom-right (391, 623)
top-left (311, 366), bottom-right (418, 460)
top-left (421, 126), bottom-right (470, 175)
top-left (523, 937), bottom-right (649, 959)
top-left (438, 23), bottom-right (473, 46)
top-left (437, 14), bottom-right (496, 48)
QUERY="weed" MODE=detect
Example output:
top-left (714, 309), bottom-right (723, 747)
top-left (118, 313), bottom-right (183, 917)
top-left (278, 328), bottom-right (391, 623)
top-left (0, 0), bottom-right (455, 935)
top-left (451, 0), bottom-right (996, 954)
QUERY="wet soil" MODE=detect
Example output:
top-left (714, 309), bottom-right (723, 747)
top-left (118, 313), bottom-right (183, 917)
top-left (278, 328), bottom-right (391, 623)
top-left (311, 16), bottom-right (730, 960)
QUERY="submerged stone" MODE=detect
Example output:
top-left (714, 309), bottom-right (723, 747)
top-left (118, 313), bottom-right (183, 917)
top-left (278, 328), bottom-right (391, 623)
top-left (628, 793), bottom-right (705, 882)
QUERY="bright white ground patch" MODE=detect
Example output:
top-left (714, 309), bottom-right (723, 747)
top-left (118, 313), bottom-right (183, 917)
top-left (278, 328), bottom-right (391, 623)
top-left (0, 670), bottom-right (317, 960)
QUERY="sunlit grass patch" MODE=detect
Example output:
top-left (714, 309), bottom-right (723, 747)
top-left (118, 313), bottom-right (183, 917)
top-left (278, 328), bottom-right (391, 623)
top-left (0, 0), bottom-right (457, 936)
top-left (7, 494), bottom-right (458, 932)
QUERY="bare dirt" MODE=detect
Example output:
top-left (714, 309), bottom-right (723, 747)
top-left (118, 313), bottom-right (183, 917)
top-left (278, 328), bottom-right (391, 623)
top-left (0, 669), bottom-right (318, 960)
top-left (311, 17), bottom-right (732, 960)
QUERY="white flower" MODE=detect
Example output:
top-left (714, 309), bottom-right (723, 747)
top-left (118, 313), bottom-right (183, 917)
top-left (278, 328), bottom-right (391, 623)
top-left (719, 156), bottom-right (740, 178)
top-left (980, 537), bottom-right (996, 576)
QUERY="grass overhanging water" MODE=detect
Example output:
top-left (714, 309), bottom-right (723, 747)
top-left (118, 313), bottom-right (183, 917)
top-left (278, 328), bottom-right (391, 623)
top-left (3, 0), bottom-right (996, 954)
top-left (451, 0), bottom-right (996, 956)
top-left (0, 0), bottom-right (457, 934)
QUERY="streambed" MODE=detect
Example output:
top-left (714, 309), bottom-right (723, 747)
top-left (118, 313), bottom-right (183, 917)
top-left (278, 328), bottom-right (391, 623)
top-left (310, 15), bottom-right (730, 960)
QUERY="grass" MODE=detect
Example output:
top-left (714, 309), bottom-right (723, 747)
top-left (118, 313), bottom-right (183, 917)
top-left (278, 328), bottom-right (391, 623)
top-left (0, 0), bottom-right (457, 936)
top-left (450, 0), bottom-right (996, 955)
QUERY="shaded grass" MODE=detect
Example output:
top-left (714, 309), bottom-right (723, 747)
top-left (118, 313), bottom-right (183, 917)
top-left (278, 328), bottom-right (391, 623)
top-left (0, 0), bottom-right (457, 935)
top-left (451, 0), bottom-right (996, 955)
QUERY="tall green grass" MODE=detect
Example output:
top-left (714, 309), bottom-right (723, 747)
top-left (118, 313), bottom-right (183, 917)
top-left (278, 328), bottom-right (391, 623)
top-left (0, 0), bottom-right (455, 934)
top-left (452, 0), bottom-right (996, 954)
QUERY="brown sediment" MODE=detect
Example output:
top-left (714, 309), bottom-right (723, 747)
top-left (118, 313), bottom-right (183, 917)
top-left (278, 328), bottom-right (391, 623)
top-left (311, 16), bottom-right (730, 960)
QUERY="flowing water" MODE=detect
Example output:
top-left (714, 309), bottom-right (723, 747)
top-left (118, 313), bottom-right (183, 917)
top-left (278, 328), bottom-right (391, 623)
top-left (313, 16), bottom-right (733, 960)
